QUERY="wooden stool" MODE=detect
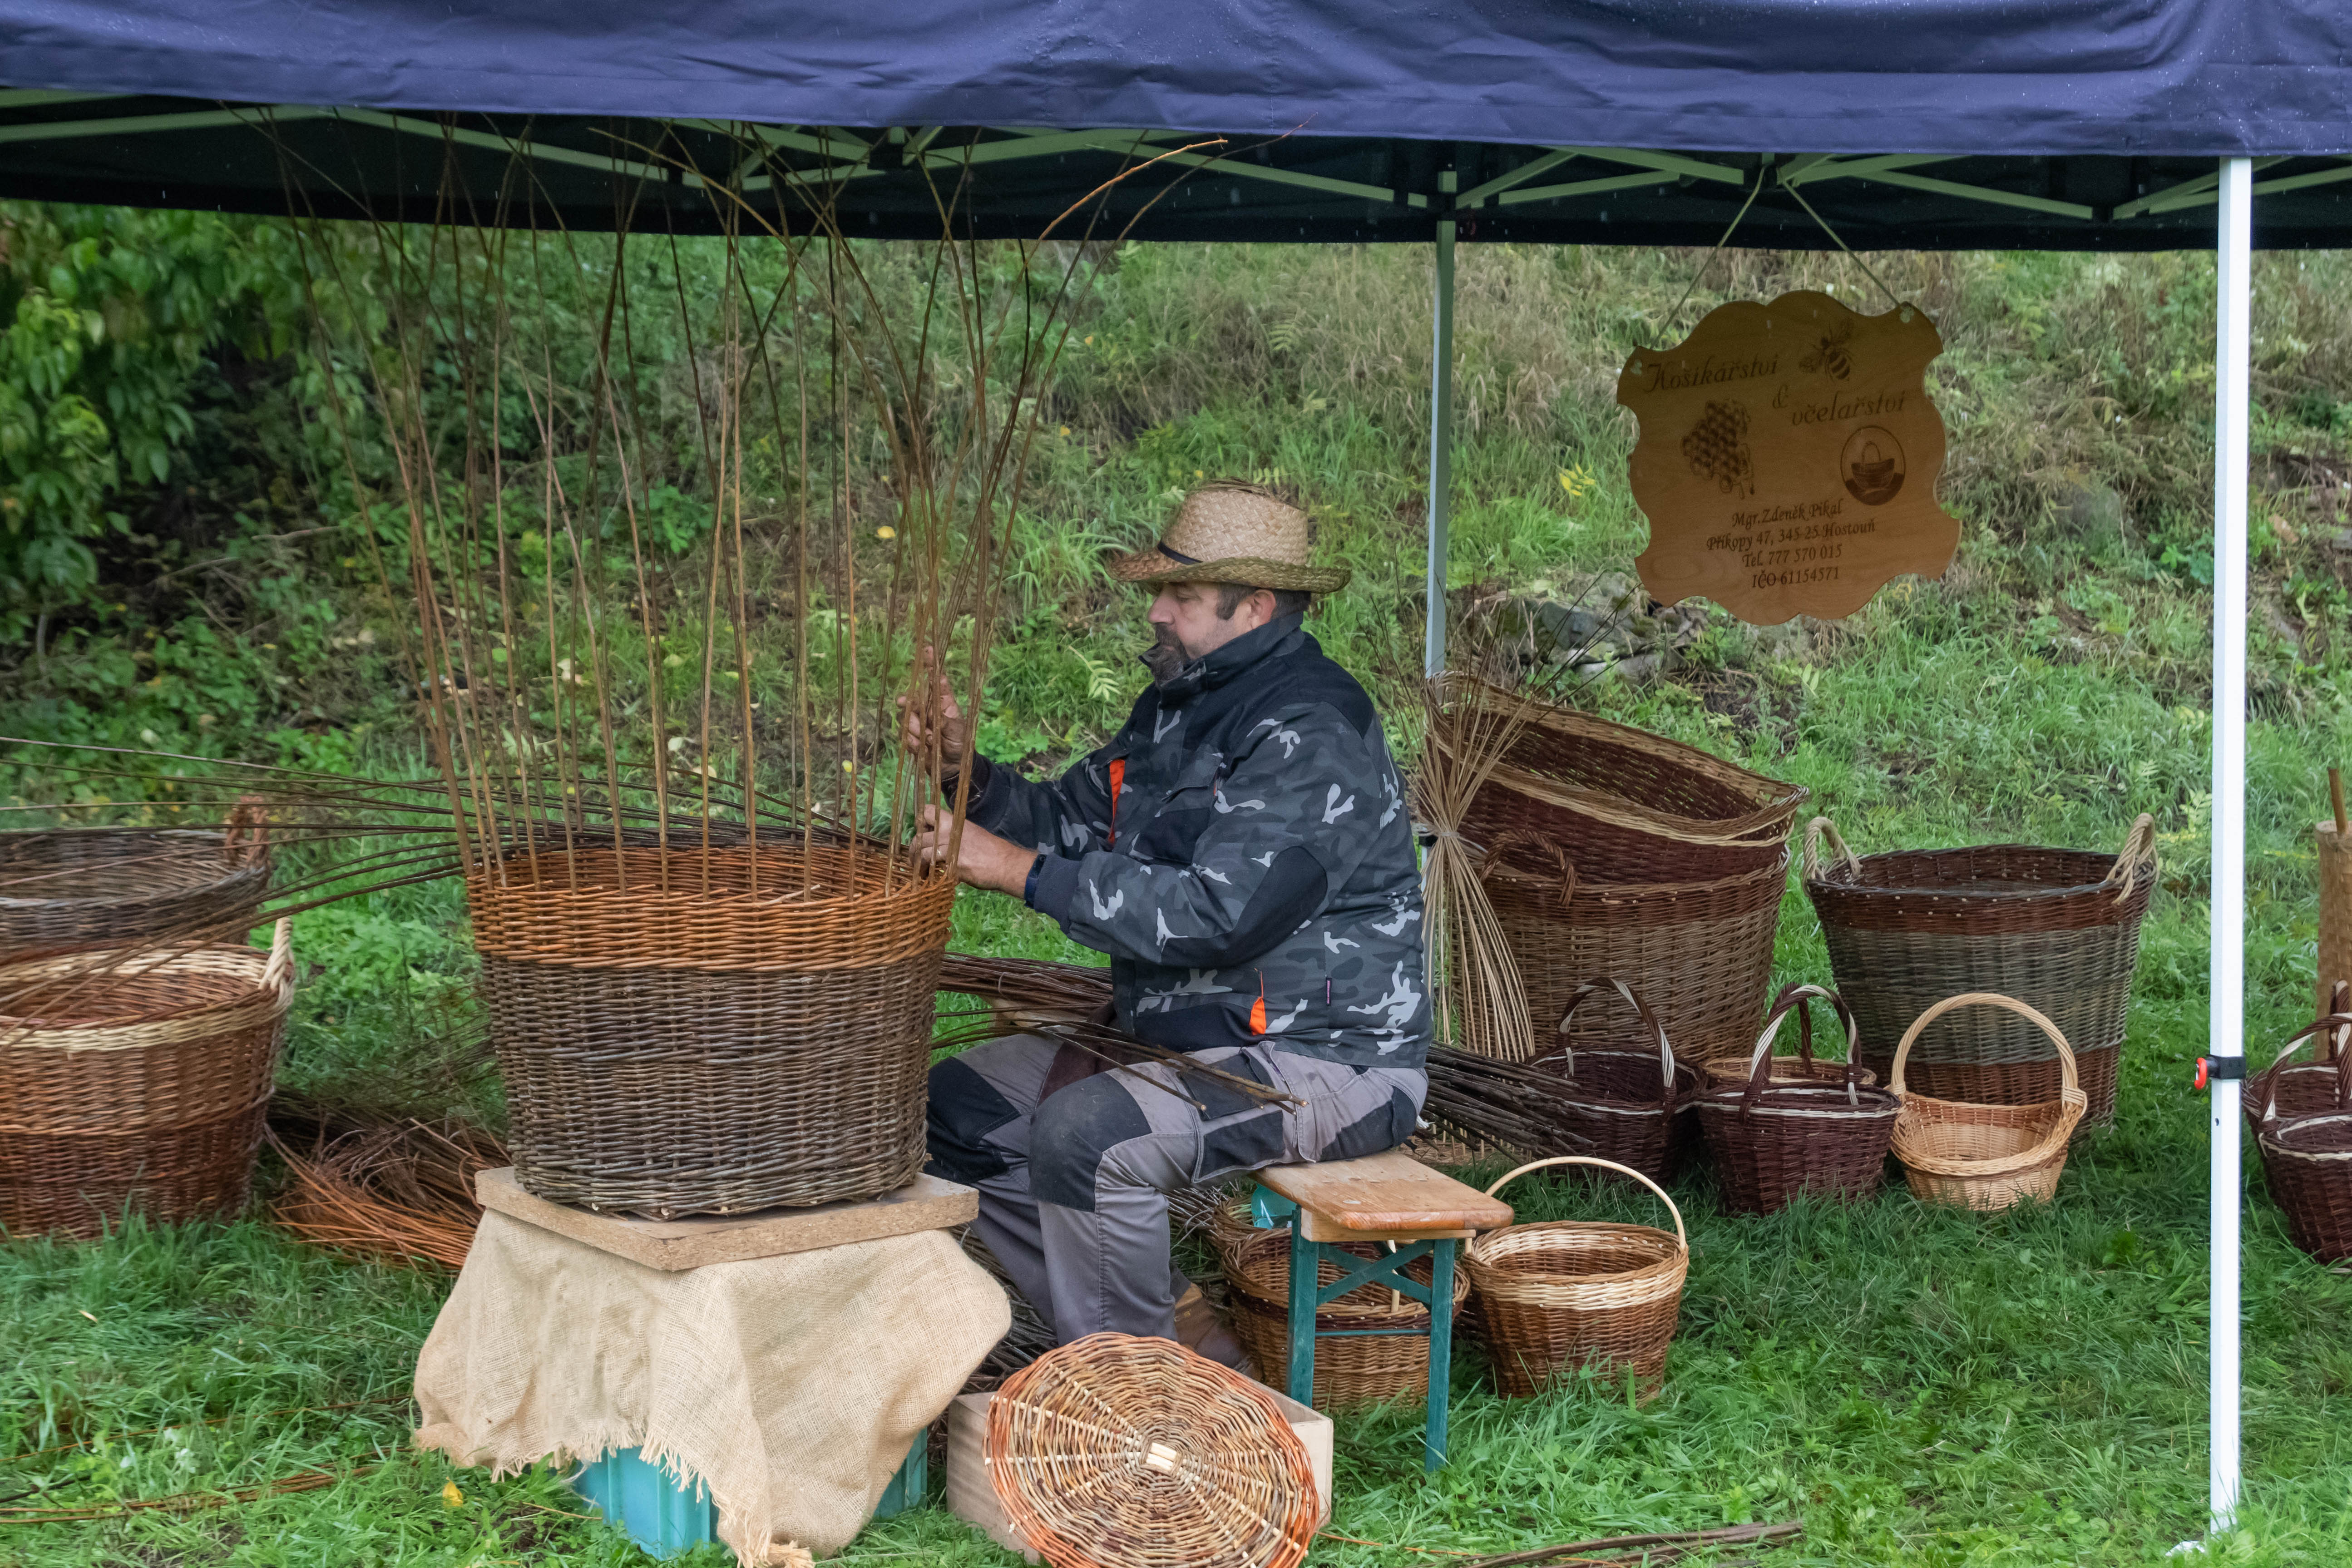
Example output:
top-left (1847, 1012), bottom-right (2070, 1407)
top-left (1250, 1148), bottom-right (1512, 1471)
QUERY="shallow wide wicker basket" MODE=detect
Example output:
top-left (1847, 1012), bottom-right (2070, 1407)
top-left (469, 844), bottom-right (955, 1217)
top-left (986, 1333), bottom-right (1320, 1568)
top-left (0, 818), bottom-right (268, 962)
top-left (1224, 1225), bottom-right (1470, 1409)
top-left (0, 920), bottom-right (293, 1237)
top-left (1889, 994), bottom-right (2087, 1211)
top-left (1696, 983), bottom-right (1877, 1089)
top-left (1442, 678), bottom-right (1807, 886)
top-left (1481, 838), bottom-right (1788, 1071)
top-left (1466, 1157), bottom-right (1687, 1401)
top-left (1805, 815), bottom-right (2154, 1131)
top-left (1695, 1014), bottom-right (1900, 1216)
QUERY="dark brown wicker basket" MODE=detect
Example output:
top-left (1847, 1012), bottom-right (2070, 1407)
top-left (2258, 1110), bottom-right (2352, 1263)
top-left (1482, 839), bottom-right (1787, 1071)
top-left (1520, 979), bottom-right (1701, 1182)
top-left (0, 816), bottom-right (269, 961)
top-left (1694, 1020), bottom-right (1900, 1215)
top-left (0, 921), bottom-right (293, 1238)
top-left (2247, 987), bottom-right (2352, 1130)
top-left (469, 844), bottom-right (955, 1217)
top-left (1801, 814), bottom-right (2155, 1130)
top-left (1439, 679), bottom-right (1805, 886)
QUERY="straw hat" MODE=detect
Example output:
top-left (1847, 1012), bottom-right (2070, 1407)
top-left (1107, 481), bottom-right (1350, 593)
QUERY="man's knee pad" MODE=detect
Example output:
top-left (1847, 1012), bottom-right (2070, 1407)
top-left (924, 1056), bottom-right (1021, 1184)
top-left (1030, 1075), bottom-right (1153, 1212)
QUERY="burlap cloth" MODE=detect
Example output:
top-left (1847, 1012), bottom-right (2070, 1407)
top-left (414, 1208), bottom-right (1010, 1563)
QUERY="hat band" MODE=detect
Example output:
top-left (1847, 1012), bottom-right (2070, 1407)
top-left (1156, 542), bottom-right (1201, 565)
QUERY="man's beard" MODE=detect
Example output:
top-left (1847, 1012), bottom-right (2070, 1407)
top-left (1140, 623), bottom-right (1193, 687)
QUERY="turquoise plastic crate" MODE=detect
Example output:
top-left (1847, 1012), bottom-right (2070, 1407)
top-left (572, 1433), bottom-right (928, 1558)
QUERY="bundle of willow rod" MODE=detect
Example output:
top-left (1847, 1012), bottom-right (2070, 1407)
top-left (1422, 1045), bottom-right (1597, 1159)
top-left (265, 1117), bottom-right (506, 1271)
top-left (938, 951), bottom-right (1116, 1018)
top-left (1415, 675), bottom-right (1543, 1061)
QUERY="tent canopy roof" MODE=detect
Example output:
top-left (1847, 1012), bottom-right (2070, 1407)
top-left (2, 1), bottom-right (2350, 247)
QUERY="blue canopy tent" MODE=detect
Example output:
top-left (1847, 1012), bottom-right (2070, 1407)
top-left (5, 0), bottom-right (2350, 1536)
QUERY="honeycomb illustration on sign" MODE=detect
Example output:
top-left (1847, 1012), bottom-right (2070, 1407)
top-left (1617, 292), bottom-right (1959, 625)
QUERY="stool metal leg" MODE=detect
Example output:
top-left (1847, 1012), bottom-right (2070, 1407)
top-left (1423, 1238), bottom-right (1455, 1471)
top-left (1286, 1223), bottom-right (1318, 1408)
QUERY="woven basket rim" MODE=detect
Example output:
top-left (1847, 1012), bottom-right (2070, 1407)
top-left (1892, 1089), bottom-right (2089, 1178)
top-left (1466, 1221), bottom-right (1685, 1297)
top-left (2262, 1111), bottom-right (2352, 1159)
top-left (1804, 845), bottom-right (2136, 901)
top-left (0, 925), bottom-right (293, 1040)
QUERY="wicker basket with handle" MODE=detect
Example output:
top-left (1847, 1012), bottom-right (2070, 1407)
top-left (1695, 1004), bottom-right (1900, 1215)
top-left (1803, 813), bottom-right (2155, 1129)
top-left (470, 843), bottom-right (954, 1217)
top-left (1479, 831), bottom-right (1787, 1073)
top-left (0, 918), bottom-right (293, 1237)
top-left (1438, 677), bottom-right (1806, 885)
top-left (1888, 993), bottom-right (2088, 1210)
top-left (985, 1332), bottom-right (1320, 1568)
top-left (0, 808), bottom-right (269, 961)
top-left (1696, 983), bottom-right (1877, 1089)
top-left (2251, 1007), bottom-right (2352, 1264)
top-left (1465, 1156), bottom-right (1687, 1401)
top-left (2247, 984), bottom-right (2352, 1130)
top-left (1222, 1224), bottom-right (1469, 1409)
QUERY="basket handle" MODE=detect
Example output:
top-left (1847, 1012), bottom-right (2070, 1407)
top-left (1890, 992), bottom-right (2076, 1103)
top-left (2097, 813), bottom-right (2158, 903)
top-left (1477, 829), bottom-right (1577, 910)
top-left (261, 917), bottom-right (296, 994)
top-left (225, 795), bottom-right (271, 866)
top-left (1478, 1155), bottom-right (1687, 1253)
top-left (2252, 1004), bottom-right (2352, 1122)
top-left (1552, 977), bottom-right (1677, 1104)
top-left (1802, 816), bottom-right (1862, 883)
top-left (1751, 983), bottom-right (1863, 1088)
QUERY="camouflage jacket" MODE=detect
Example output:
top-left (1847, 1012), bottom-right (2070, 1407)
top-left (962, 615), bottom-right (1429, 1069)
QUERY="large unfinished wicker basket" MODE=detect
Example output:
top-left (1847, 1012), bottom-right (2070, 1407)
top-left (469, 844), bottom-right (954, 1217)
top-left (0, 920), bottom-right (293, 1237)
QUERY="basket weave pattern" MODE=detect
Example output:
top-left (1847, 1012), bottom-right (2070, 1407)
top-left (1804, 817), bottom-right (2154, 1129)
top-left (1224, 1226), bottom-right (1468, 1409)
top-left (986, 1332), bottom-right (1320, 1568)
top-left (2258, 1112), bottom-right (2352, 1263)
top-left (1484, 846), bottom-right (1786, 1069)
top-left (1888, 994), bottom-right (2087, 1211)
top-left (0, 923), bottom-right (292, 1237)
top-left (0, 825), bottom-right (267, 961)
top-left (1445, 682), bottom-right (1805, 886)
top-left (1695, 999), bottom-right (1899, 1215)
top-left (1466, 1157), bottom-right (1687, 1400)
top-left (470, 846), bottom-right (954, 1216)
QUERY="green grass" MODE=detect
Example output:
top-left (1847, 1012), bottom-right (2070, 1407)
top-left (8, 236), bottom-right (2352, 1564)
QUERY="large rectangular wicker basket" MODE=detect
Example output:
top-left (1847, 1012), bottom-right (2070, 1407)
top-left (468, 844), bottom-right (955, 1219)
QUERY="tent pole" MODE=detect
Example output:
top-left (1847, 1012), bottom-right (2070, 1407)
top-left (1423, 175), bottom-right (1458, 679)
top-left (2209, 152), bottom-right (2252, 1537)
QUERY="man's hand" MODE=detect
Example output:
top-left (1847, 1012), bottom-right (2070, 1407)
top-left (897, 646), bottom-right (971, 764)
top-left (913, 802), bottom-right (1037, 898)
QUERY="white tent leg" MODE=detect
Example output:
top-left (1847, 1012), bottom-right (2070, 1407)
top-left (1423, 183), bottom-right (1458, 679)
top-left (2209, 152), bottom-right (2253, 1536)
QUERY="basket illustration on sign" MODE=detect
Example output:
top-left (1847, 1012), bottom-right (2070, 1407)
top-left (1841, 426), bottom-right (1905, 505)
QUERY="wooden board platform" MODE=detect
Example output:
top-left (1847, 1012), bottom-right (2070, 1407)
top-left (475, 1167), bottom-right (978, 1270)
top-left (1255, 1148), bottom-right (1511, 1242)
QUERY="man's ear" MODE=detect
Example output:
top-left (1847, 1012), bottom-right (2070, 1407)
top-left (1250, 588), bottom-right (1281, 628)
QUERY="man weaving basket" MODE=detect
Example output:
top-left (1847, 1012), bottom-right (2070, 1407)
top-left (909, 481), bottom-right (1430, 1355)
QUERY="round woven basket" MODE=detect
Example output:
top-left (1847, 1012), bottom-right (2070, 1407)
top-left (2257, 1111), bottom-right (2352, 1264)
top-left (1804, 815), bottom-right (2154, 1130)
top-left (1521, 978), bottom-right (1701, 1182)
top-left (1697, 983), bottom-right (1877, 1089)
top-left (1223, 1225), bottom-right (1470, 1409)
top-left (1888, 993), bottom-right (2087, 1211)
top-left (1694, 1015), bottom-right (1900, 1216)
top-left (0, 920), bottom-right (293, 1237)
top-left (986, 1332), bottom-right (1321, 1568)
top-left (2247, 988), bottom-right (2352, 1131)
top-left (1480, 837), bottom-right (1788, 1072)
top-left (0, 815), bottom-right (269, 962)
top-left (1466, 1156), bottom-right (1687, 1401)
top-left (1441, 680), bottom-right (1806, 885)
top-left (470, 844), bottom-right (955, 1217)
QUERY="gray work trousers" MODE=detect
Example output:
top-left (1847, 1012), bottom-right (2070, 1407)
top-left (924, 1034), bottom-right (1428, 1345)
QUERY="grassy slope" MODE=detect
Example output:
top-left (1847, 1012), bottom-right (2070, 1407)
top-left (7, 240), bottom-right (2352, 1566)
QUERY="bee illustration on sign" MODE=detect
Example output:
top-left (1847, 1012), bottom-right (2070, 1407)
top-left (1680, 400), bottom-right (1754, 496)
top-left (1800, 322), bottom-right (1854, 381)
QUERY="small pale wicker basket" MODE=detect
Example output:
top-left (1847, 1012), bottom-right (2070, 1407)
top-left (1465, 1156), bottom-right (1688, 1401)
top-left (1889, 992), bottom-right (2088, 1211)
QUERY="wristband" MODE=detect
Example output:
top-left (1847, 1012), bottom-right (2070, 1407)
top-left (1022, 854), bottom-right (1046, 909)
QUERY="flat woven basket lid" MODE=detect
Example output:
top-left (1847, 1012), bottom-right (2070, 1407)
top-left (986, 1331), bottom-right (1319, 1568)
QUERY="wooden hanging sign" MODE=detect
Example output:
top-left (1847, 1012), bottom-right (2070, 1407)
top-left (1617, 291), bottom-right (1958, 625)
